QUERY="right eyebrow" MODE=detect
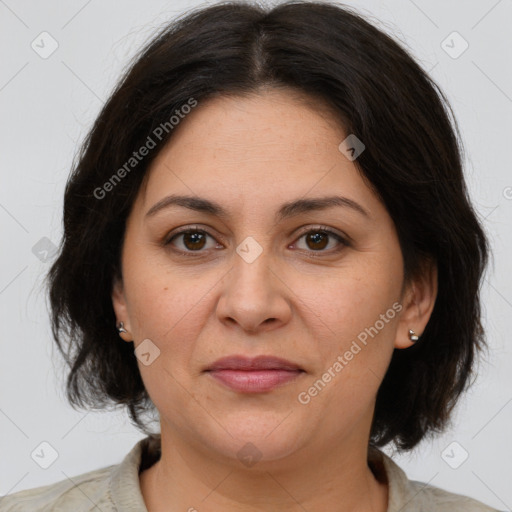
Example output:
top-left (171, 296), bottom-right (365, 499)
top-left (145, 194), bottom-right (371, 222)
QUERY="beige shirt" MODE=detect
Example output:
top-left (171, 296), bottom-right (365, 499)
top-left (0, 435), bottom-right (500, 511)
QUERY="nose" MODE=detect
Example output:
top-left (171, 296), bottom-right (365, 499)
top-left (216, 246), bottom-right (293, 333)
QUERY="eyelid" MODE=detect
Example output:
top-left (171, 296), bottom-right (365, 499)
top-left (163, 224), bottom-right (217, 244)
top-left (290, 225), bottom-right (350, 255)
top-left (164, 224), bottom-right (350, 254)
top-left (293, 224), bottom-right (348, 241)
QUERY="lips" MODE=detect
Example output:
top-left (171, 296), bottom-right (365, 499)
top-left (206, 355), bottom-right (303, 372)
top-left (205, 355), bottom-right (304, 393)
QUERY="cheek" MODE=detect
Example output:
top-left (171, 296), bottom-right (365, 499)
top-left (292, 258), bottom-right (401, 411)
top-left (121, 234), bottom-right (201, 328)
top-left (297, 260), bottom-right (400, 341)
top-left (296, 273), bottom-right (398, 423)
top-left (122, 259), bottom-right (223, 376)
top-left (127, 274), bottom-right (209, 338)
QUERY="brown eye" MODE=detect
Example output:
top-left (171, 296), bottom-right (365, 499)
top-left (165, 229), bottom-right (218, 252)
top-left (181, 231), bottom-right (207, 250)
top-left (305, 231), bottom-right (329, 250)
top-left (293, 227), bottom-right (348, 254)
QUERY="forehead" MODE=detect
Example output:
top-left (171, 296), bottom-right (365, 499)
top-left (135, 89), bottom-right (381, 220)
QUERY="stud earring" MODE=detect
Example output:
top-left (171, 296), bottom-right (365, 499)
top-left (408, 329), bottom-right (419, 342)
top-left (117, 321), bottom-right (127, 334)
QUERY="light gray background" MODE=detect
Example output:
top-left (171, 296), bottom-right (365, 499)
top-left (0, 0), bottom-right (511, 509)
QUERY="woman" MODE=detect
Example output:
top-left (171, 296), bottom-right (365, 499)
top-left (0, 1), bottom-right (500, 511)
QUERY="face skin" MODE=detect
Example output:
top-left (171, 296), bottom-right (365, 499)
top-left (112, 87), bottom-right (437, 512)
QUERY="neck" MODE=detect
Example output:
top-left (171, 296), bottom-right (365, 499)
top-left (140, 431), bottom-right (388, 512)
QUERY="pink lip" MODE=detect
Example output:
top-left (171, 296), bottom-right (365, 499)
top-left (208, 369), bottom-right (303, 392)
top-left (205, 355), bottom-right (304, 393)
top-left (207, 355), bottom-right (302, 371)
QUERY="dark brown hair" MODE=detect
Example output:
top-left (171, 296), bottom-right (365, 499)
top-left (48, 0), bottom-right (490, 452)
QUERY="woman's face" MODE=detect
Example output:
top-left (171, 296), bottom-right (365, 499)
top-left (113, 88), bottom-right (427, 464)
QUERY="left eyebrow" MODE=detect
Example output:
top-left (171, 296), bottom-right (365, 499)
top-left (145, 194), bottom-right (371, 221)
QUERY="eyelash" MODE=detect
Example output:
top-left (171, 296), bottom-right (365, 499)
top-left (163, 225), bottom-right (349, 257)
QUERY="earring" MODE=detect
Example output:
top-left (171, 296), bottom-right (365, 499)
top-left (408, 329), bottom-right (419, 342)
top-left (117, 321), bottom-right (127, 334)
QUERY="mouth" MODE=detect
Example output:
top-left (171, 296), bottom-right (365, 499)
top-left (204, 355), bottom-right (305, 393)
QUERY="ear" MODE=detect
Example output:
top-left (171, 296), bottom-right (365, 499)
top-left (112, 277), bottom-right (133, 342)
top-left (395, 258), bottom-right (438, 349)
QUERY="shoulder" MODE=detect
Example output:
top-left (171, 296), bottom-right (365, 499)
top-left (368, 446), bottom-right (502, 512)
top-left (0, 464), bottom-right (115, 512)
top-left (406, 478), bottom-right (501, 512)
top-left (0, 435), bottom-right (158, 512)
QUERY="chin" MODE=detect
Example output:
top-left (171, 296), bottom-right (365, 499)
top-left (198, 413), bottom-right (304, 466)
